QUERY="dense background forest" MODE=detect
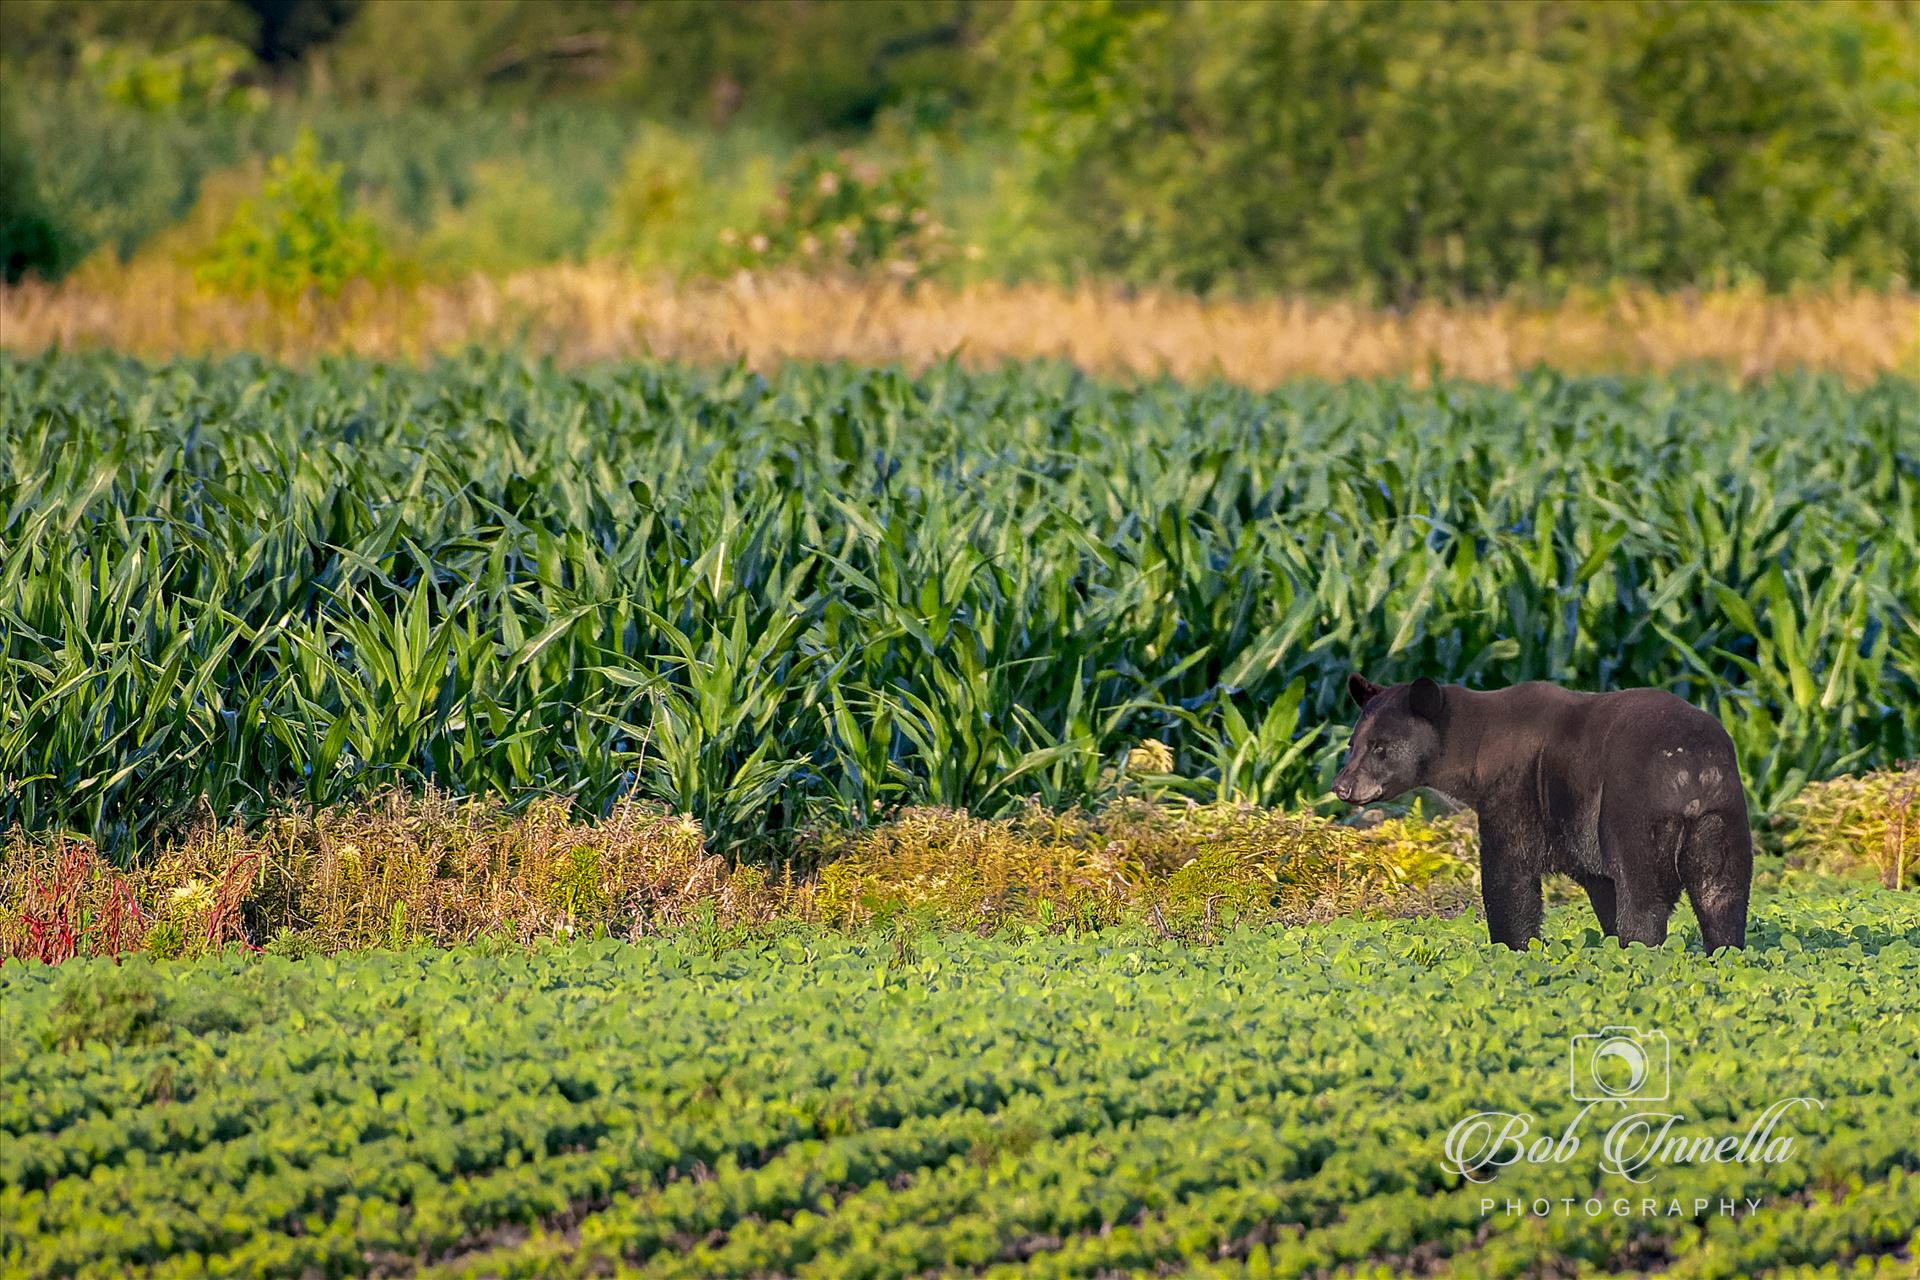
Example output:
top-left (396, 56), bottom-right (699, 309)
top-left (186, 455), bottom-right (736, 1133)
top-left (4, 0), bottom-right (1916, 298)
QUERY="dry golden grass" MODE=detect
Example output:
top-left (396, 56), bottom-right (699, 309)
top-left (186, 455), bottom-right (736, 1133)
top-left (4, 261), bottom-right (1914, 384)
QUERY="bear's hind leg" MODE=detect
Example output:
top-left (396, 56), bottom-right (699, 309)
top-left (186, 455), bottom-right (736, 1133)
top-left (1613, 887), bottom-right (1675, 947)
top-left (1573, 873), bottom-right (1618, 937)
top-left (1683, 812), bottom-right (1751, 952)
top-left (1605, 814), bottom-right (1683, 947)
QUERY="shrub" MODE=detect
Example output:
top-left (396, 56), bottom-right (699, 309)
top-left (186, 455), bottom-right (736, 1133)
top-left (416, 159), bottom-right (594, 276)
top-left (1780, 765), bottom-right (1920, 889)
top-left (806, 799), bottom-right (1473, 933)
top-left (810, 805), bottom-right (1133, 930)
top-left (197, 129), bottom-right (387, 301)
top-left (726, 150), bottom-right (955, 285)
top-left (593, 128), bottom-right (774, 277)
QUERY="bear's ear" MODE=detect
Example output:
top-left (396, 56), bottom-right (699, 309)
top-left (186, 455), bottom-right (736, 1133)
top-left (1348, 673), bottom-right (1384, 708)
top-left (1409, 677), bottom-right (1444, 721)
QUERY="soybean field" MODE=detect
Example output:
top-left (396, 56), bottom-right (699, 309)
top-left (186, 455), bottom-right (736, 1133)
top-left (3, 885), bottom-right (1917, 1278)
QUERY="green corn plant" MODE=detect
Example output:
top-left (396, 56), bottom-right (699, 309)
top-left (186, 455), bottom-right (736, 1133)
top-left (1, 352), bottom-right (1914, 856)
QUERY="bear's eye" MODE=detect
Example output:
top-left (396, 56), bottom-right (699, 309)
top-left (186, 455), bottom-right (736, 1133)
top-left (1370, 742), bottom-right (1387, 757)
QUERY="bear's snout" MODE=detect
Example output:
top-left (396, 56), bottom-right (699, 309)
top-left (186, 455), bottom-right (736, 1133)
top-left (1333, 774), bottom-right (1375, 804)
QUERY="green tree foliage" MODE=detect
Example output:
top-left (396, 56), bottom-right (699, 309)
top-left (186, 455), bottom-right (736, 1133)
top-left (0, 0), bottom-right (1001, 128)
top-left (79, 34), bottom-right (264, 114)
top-left (197, 129), bottom-right (385, 299)
top-left (320, 0), bottom-right (1000, 130)
top-left (0, 104), bottom-right (72, 283)
top-left (999, 0), bottom-right (1920, 297)
top-left (0, 93), bottom-right (642, 277)
top-left (0, 0), bottom-right (360, 72)
top-left (412, 158), bottom-right (596, 277)
top-left (0, 0), bottom-right (253, 73)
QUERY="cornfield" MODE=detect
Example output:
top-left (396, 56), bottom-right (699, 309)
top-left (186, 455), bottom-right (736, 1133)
top-left (2, 353), bottom-right (1915, 853)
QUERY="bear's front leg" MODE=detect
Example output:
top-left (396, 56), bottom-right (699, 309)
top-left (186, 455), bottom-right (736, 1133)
top-left (1478, 832), bottom-right (1544, 948)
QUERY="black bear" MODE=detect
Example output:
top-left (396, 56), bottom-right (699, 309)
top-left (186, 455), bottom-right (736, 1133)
top-left (1333, 675), bottom-right (1751, 951)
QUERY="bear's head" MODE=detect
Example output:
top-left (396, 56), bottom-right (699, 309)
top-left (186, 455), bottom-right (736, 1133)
top-left (1332, 673), bottom-right (1445, 805)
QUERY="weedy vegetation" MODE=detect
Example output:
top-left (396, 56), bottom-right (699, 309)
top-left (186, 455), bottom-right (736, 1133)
top-left (0, 789), bottom-right (1478, 960)
top-left (1777, 764), bottom-right (1920, 890)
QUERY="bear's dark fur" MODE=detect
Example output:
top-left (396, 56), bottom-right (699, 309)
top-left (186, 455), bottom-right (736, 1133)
top-left (1333, 675), bottom-right (1751, 951)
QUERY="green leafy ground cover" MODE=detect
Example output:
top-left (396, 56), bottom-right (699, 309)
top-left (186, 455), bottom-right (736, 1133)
top-left (4, 355), bottom-right (1916, 853)
top-left (1, 881), bottom-right (1915, 1278)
